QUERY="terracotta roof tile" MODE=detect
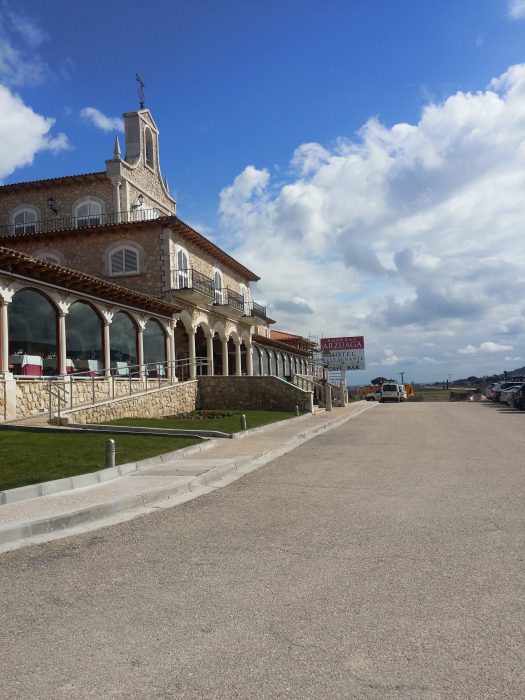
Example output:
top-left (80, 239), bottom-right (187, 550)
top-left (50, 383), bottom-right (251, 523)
top-left (0, 245), bottom-right (181, 317)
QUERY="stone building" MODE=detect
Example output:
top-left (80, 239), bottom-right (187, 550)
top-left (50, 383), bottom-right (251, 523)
top-left (0, 105), bottom-right (315, 416)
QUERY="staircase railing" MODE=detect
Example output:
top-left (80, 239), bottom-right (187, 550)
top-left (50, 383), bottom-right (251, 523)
top-left (45, 357), bottom-right (208, 419)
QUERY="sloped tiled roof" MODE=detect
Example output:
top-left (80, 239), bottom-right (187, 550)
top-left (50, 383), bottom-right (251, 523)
top-left (0, 172), bottom-right (107, 191)
top-left (0, 246), bottom-right (181, 317)
top-left (252, 333), bottom-right (311, 356)
top-left (1, 215), bottom-right (260, 282)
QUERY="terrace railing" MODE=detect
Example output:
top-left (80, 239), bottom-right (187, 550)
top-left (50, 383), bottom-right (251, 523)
top-left (244, 301), bottom-right (267, 320)
top-left (0, 209), bottom-right (163, 237)
top-left (46, 357), bottom-right (208, 422)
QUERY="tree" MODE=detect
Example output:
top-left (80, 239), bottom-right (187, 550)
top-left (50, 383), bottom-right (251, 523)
top-left (371, 376), bottom-right (387, 386)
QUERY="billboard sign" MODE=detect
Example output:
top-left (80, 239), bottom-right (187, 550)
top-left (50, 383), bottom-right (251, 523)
top-left (320, 336), bottom-right (365, 370)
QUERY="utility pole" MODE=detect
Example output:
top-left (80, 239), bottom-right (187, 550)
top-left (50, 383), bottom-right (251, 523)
top-left (399, 371), bottom-right (405, 384)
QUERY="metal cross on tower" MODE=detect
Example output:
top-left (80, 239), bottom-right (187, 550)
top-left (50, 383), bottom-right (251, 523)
top-left (136, 73), bottom-right (145, 109)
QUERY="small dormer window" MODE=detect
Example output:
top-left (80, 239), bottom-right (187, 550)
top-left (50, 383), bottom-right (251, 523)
top-left (13, 208), bottom-right (37, 234)
top-left (109, 245), bottom-right (140, 276)
top-left (145, 127), bottom-right (154, 169)
top-left (75, 200), bottom-right (102, 227)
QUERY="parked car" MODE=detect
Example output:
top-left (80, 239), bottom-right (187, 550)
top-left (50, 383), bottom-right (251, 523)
top-left (491, 382), bottom-right (523, 403)
top-left (500, 385), bottom-right (522, 405)
top-left (512, 384), bottom-right (525, 410)
top-left (365, 389), bottom-right (382, 401)
top-left (485, 383), bottom-right (498, 400)
top-left (380, 382), bottom-right (401, 403)
top-left (398, 384), bottom-right (408, 401)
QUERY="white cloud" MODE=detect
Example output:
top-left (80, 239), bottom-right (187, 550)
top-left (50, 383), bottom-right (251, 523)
top-left (508, 0), bottom-right (525, 19)
top-left (480, 341), bottom-right (513, 353)
top-left (0, 85), bottom-right (69, 180)
top-left (458, 345), bottom-right (477, 355)
top-left (80, 107), bottom-right (124, 133)
top-left (219, 63), bottom-right (525, 381)
top-left (0, 7), bottom-right (48, 85)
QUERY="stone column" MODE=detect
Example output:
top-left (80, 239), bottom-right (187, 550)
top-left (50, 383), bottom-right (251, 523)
top-left (167, 322), bottom-right (176, 379)
top-left (221, 337), bottom-right (229, 376)
top-left (1, 300), bottom-right (10, 374)
top-left (58, 311), bottom-right (67, 375)
top-left (246, 341), bottom-right (253, 376)
top-left (234, 339), bottom-right (242, 376)
top-left (137, 325), bottom-right (145, 377)
top-left (188, 328), bottom-right (196, 380)
top-left (206, 334), bottom-right (214, 376)
top-left (102, 318), bottom-right (111, 377)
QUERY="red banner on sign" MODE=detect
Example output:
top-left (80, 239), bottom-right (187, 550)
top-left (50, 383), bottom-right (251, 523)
top-left (320, 336), bottom-right (364, 351)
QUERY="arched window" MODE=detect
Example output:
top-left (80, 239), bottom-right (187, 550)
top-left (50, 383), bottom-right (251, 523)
top-left (176, 246), bottom-right (190, 288)
top-left (213, 269), bottom-right (224, 305)
top-left (75, 200), bottom-right (102, 227)
top-left (143, 319), bottom-right (166, 376)
top-left (109, 245), bottom-right (140, 276)
top-left (13, 208), bottom-right (38, 234)
top-left (110, 312), bottom-right (137, 373)
top-left (252, 347), bottom-right (261, 376)
top-left (9, 289), bottom-right (57, 373)
top-left (145, 127), bottom-right (154, 169)
top-left (66, 302), bottom-right (103, 370)
top-left (240, 284), bottom-right (249, 314)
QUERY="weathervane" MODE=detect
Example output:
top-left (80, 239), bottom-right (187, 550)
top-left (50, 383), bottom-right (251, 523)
top-left (136, 73), bottom-right (145, 109)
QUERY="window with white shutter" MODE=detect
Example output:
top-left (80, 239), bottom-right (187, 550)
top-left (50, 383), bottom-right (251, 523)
top-left (109, 246), bottom-right (140, 276)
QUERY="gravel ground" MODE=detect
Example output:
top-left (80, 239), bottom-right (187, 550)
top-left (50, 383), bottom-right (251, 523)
top-left (1, 402), bottom-right (524, 699)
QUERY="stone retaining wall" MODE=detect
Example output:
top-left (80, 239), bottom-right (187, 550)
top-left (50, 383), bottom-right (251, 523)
top-left (62, 381), bottom-right (198, 424)
top-left (198, 376), bottom-right (313, 412)
top-left (13, 377), bottom-right (177, 419)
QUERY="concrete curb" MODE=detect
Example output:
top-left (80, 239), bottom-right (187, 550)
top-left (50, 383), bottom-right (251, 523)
top-left (0, 403), bottom-right (375, 552)
top-left (0, 439), bottom-right (216, 505)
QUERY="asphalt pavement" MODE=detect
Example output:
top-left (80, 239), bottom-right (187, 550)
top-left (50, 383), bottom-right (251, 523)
top-left (1, 401), bottom-right (523, 699)
top-left (0, 402), bottom-right (373, 553)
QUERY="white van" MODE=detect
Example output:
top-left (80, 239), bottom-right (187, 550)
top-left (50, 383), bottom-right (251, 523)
top-left (398, 384), bottom-right (408, 401)
top-left (380, 382), bottom-right (401, 403)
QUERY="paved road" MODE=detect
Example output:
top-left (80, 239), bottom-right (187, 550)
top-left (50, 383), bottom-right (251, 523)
top-left (1, 402), bottom-right (524, 699)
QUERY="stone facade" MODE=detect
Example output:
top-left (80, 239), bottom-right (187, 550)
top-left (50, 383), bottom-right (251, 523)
top-left (14, 377), bottom-right (182, 419)
top-left (63, 380), bottom-right (198, 424)
top-left (0, 175), bottom-right (113, 230)
top-left (198, 376), bottom-right (314, 412)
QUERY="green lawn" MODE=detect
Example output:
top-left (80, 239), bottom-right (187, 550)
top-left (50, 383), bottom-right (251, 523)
top-left (412, 387), bottom-right (472, 401)
top-left (106, 409), bottom-right (298, 434)
top-left (0, 431), bottom-right (199, 492)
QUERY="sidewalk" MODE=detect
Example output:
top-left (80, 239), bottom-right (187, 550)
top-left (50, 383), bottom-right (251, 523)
top-left (0, 402), bottom-right (375, 553)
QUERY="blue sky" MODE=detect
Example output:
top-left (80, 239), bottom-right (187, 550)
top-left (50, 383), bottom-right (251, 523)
top-left (2, 0), bottom-right (525, 383)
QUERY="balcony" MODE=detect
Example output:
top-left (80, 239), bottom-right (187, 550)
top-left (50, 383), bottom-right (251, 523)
top-left (171, 268), bottom-right (215, 304)
top-left (213, 287), bottom-right (246, 317)
top-left (0, 209), bottom-right (163, 237)
top-left (244, 301), bottom-right (267, 322)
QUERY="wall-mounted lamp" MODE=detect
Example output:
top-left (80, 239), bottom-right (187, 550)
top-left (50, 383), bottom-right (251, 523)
top-left (47, 197), bottom-right (58, 214)
top-left (132, 193), bottom-right (144, 210)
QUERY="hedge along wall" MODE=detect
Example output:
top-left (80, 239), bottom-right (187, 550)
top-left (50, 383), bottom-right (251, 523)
top-left (197, 376), bottom-right (314, 413)
top-left (60, 381), bottom-right (198, 424)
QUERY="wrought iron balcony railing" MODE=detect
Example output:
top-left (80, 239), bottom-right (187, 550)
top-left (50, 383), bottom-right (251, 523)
top-left (0, 209), bottom-right (163, 237)
top-left (245, 301), bottom-right (267, 320)
top-left (172, 268), bottom-right (215, 298)
top-left (226, 288), bottom-right (245, 314)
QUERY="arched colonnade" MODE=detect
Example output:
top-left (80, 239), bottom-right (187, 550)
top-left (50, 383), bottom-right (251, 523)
top-left (0, 285), bottom-right (309, 380)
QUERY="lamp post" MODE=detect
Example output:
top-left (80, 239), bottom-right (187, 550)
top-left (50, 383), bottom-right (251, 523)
top-left (399, 371), bottom-right (405, 384)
